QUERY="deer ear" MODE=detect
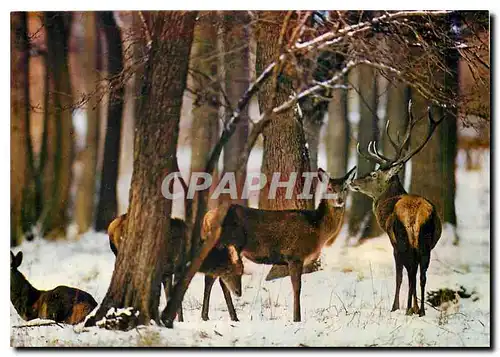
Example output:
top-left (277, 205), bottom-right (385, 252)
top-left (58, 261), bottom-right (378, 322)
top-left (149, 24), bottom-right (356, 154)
top-left (11, 251), bottom-right (23, 268)
top-left (317, 168), bottom-right (328, 182)
top-left (227, 245), bottom-right (240, 265)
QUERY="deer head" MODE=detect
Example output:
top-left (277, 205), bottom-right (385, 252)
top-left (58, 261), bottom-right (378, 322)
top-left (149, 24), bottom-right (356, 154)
top-left (318, 166), bottom-right (357, 207)
top-left (212, 245), bottom-right (243, 297)
top-left (349, 101), bottom-right (443, 199)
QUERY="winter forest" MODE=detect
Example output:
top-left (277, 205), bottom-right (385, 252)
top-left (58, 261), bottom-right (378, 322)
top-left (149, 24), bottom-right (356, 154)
top-left (10, 11), bottom-right (490, 347)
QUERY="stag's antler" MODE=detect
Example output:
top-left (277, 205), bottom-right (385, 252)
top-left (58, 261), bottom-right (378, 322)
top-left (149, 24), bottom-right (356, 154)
top-left (394, 104), bottom-right (444, 165)
top-left (356, 100), bottom-right (444, 169)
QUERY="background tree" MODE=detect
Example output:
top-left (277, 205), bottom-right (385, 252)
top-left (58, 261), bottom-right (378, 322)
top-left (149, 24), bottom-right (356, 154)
top-left (95, 12), bottom-right (124, 232)
top-left (11, 12), bottom-right (31, 246)
top-left (220, 11), bottom-right (250, 207)
top-left (185, 12), bottom-right (220, 261)
top-left (88, 11), bottom-right (197, 327)
top-left (40, 12), bottom-right (74, 239)
top-left (348, 64), bottom-right (383, 242)
top-left (75, 12), bottom-right (100, 234)
top-left (410, 13), bottom-right (461, 244)
top-left (326, 76), bottom-right (349, 178)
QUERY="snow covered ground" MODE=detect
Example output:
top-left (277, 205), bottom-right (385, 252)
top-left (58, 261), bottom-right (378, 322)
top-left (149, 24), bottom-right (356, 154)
top-left (10, 150), bottom-right (490, 347)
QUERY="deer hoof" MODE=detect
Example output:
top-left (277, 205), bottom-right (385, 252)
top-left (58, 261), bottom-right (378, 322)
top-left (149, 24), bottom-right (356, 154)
top-left (419, 309), bottom-right (425, 317)
top-left (202, 315), bottom-right (209, 321)
top-left (390, 305), bottom-right (399, 312)
top-left (231, 316), bottom-right (239, 322)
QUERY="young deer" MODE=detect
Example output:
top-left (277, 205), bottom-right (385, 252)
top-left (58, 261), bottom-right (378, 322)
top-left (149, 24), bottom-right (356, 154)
top-left (10, 251), bottom-right (97, 325)
top-left (107, 214), bottom-right (243, 322)
top-left (348, 102), bottom-right (443, 316)
top-left (214, 167), bottom-right (356, 322)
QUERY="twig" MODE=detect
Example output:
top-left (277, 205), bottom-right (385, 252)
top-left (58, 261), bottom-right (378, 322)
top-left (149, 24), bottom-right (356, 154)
top-left (13, 322), bottom-right (65, 328)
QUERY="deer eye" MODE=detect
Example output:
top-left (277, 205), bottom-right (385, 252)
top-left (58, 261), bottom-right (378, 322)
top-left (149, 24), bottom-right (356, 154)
top-left (371, 172), bottom-right (378, 178)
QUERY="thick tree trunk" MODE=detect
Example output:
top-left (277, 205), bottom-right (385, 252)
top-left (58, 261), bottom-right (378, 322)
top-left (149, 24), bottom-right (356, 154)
top-left (186, 12), bottom-right (220, 262)
top-left (410, 40), bottom-right (459, 243)
top-left (88, 11), bottom-right (196, 327)
top-left (75, 12), bottom-right (100, 234)
top-left (348, 64), bottom-right (382, 243)
top-left (95, 12), bottom-right (124, 232)
top-left (10, 12), bottom-right (30, 246)
top-left (326, 79), bottom-right (349, 178)
top-left (256, 12), bottom-right (312, 211)
top-left (220, 11), bottom-right (250, 206)
top-left (41, 12), bottom-right (74, 239)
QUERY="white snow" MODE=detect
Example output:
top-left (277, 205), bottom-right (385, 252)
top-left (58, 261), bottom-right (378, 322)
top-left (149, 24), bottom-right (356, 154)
top-left (10, 149), bottom-right (490, 347)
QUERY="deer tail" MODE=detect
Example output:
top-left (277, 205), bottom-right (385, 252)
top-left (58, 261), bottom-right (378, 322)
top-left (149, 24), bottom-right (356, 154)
top-left (395, 197), bottom-right (433, 249)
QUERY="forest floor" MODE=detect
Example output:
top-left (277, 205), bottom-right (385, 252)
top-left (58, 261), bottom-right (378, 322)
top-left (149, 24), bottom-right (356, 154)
top-left (10, 151), bottom-right (490, 347)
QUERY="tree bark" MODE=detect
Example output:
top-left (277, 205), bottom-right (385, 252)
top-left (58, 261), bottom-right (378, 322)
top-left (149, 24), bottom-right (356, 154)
top-left (326, 78), bottom-right (349, 178)
top-left (220, 11), bottom-right (250, 206)
top-left (88, 11), bottom-right (196, 327)
top-left (302, 107), bottom-right (324, 173)
top-left (41, 12), bottom-right (74, 239)
top-left (95, 12), bottom-right (124, 232)
top-left (186, 12), bottom-right (220, 261)
top-left (348, 64), bottom-right (383, 242)
top-left (256, 12), bottom-right (312, 211)
top-left (75, 12), bottom-right (100, 234)
top-left (10, 12), bottom-right (30, 246)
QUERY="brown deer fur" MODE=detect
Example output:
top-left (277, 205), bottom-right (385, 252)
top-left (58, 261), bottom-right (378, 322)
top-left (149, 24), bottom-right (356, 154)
top-left (10, 251), bottom-right (97, 325)
top-left (107, 213), bottom-right (243, 322)
top-left (216, 167), bottom-right (355, 322)
top-left (350, 103), bottom-right (444, 316)
top-left (351, 171), bottom-right (442, 317)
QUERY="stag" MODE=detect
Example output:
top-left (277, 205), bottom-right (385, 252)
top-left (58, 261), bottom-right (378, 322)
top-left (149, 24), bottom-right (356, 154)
top-left (348, 101), bottom-right (443, 316)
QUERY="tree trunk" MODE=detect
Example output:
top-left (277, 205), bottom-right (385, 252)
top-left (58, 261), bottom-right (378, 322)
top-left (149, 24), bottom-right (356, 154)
top-left (326, 78), bottom-right (349, 178)
top-left (348, 64), bottom-right (382, 243)
top-left (302, 109), bottom-right (324, 173)
top-left (95, 12), bottom-right (124, 232)
top-left (10, 12), bottom-right (30, 246)
top-left (220, 11), bottom-right (250, 206)
top-left (41, 12), bottom-right (74, 239)
top-left (256, 12), bottom-right (312, 211)
top-left (186, 12), bottom-right (220, 262)
top-left (88, 11), bottom-right (196, 327)
top-left (409, 25), bottom-right (459, 244)
top-left (75, 12), bottom-right (100, 234)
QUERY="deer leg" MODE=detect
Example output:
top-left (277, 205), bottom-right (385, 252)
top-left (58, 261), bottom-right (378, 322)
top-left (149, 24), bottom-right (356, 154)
top-left (201, 275), bottom-right (216, 321)
top-left (219, 278), bottom-right (239, 321)
top-left (288, 260), bottom-right (303, 322)
top-left (161, 275), bottom-right (173, 323)
top-left (391, 252), bottom-right (403, 312)
top-left (173, 274), bottom-right (184, 322)
top-left (406, 265), bottom-right (418, 315)
top-left (419, 254), bottom-right (430, 317)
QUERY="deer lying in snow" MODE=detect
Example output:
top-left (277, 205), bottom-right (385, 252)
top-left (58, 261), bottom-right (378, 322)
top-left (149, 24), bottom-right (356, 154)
top-left (107, 214), bottom-right (243, 322)
top-left (349, 101), bottom-right (443, 316)
top-left (213, 167), bottom-right (356, 322)
top-left (10, 251), bottom-right (97, 324)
